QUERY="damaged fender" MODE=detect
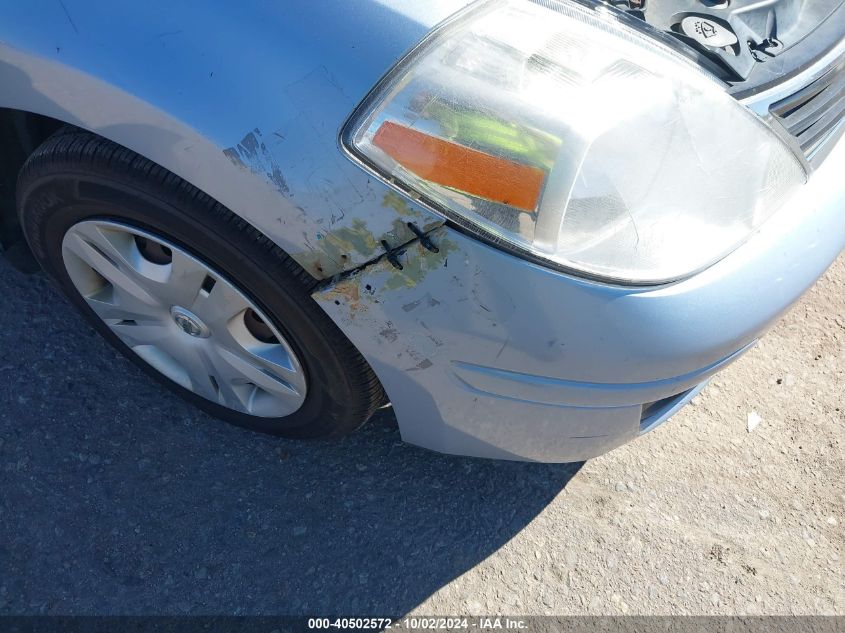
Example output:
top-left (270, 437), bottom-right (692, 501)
top-left (313, 225), bottom-right (654, 462)
top-left (313, 152), bottom-right (845, 462)
top-left (0, 1), bottom-right (465, 277)
top-left (313, 225), bottom-right (647, 462)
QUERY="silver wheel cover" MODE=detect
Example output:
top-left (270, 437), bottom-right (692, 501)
top-left (61, 220), bottom-right (308, 417)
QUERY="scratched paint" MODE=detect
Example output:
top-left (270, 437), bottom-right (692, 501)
top-left (316, 230), bottom-right (457, 323)
top-left (383, 191), bottom-right (444, 233)
top-left (219, 68), bottom-right (447, 279)
top-left (292, 215), bottom-right (441, 279)
top-left (382, 235), bottom-right (458, 290)
top-left (223, 128), bottom-right (290, 195)
top-left (0, 2), bottom-right (457, 282)
top-left (219, 67), bottom-right (449, 279)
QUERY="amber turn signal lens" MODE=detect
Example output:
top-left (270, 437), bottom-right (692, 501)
top-left (373, 121), bottom-right (545, 213)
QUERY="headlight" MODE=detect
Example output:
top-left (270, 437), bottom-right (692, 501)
top-left (342, 0), bottom-right (806, 284)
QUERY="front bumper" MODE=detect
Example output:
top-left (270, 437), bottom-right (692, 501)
top-left (314, 136), bottom-right (845, 462)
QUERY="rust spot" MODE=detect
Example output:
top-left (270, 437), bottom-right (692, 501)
top-left (322, 279), bottom-right (366, 317)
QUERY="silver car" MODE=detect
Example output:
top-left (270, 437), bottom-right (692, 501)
top-left (2, 0), bottom-right (843, 461)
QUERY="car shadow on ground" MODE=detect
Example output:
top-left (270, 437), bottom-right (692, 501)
top-left (0, 261), bottom-right (580, 615)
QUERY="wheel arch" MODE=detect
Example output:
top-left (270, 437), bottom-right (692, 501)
top-left (0, 108), bottom-right (63, 271)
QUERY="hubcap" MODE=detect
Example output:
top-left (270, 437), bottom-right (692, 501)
top-left (61, 220), bottom-right (308, 418)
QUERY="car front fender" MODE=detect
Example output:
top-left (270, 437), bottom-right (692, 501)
top-left (0, 0), bottom-right (469, 277)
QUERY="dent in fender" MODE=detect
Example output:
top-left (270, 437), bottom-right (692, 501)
top-left (311, 226), bottom-right (647, 462)
top-left (311, 143), bottom-right (845, 462)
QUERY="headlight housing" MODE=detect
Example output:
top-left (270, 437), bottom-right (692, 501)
top-left (343, 0), bottom-right (806, 284)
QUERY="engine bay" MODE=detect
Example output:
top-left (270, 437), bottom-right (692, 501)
top-left (601, 0), bottom-right (845, 93)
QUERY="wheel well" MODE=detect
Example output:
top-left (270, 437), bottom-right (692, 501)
top-left (0, 108), bottom-right (64, 271)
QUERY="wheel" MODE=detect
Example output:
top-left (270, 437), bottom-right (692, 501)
top-left (17, 130), bottom-right (384, 438)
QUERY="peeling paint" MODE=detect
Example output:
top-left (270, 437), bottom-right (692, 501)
top-left (321, 279), bottom-right (366, 317)
top-left (383, 191), bottom-right (444, 234)
top-left (219, 68), bottom-right (446, 281)
top-left (291, 203), bottom-right (443, 278)
top-left (223, 128), bottom-right (289, 195)
top-left (312, 227), bottom-right (457, 330)
top-left (294, 218), bottom-right (380, 277)
top-left (383, 236), bottom-right (458, 291)
top-left (382, 190), bottom-right (413, 216)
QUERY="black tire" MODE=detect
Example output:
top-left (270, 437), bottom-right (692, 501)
top-left (17, 129), bottom-right (385, 438)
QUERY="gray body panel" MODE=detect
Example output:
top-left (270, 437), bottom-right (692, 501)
top-left (314, 136), bottom-right (845, 461)
top-left (0, 0), bottom-right (465, 277)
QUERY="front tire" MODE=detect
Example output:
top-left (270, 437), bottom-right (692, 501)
top-left (17, 130), bottom-right (384, 438)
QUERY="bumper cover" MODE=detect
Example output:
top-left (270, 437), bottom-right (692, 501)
top-left (314, 136), bottom-right (845, 462)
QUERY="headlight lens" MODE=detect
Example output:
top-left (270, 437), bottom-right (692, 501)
top-left (344, 0), bottom-right (806, 284)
